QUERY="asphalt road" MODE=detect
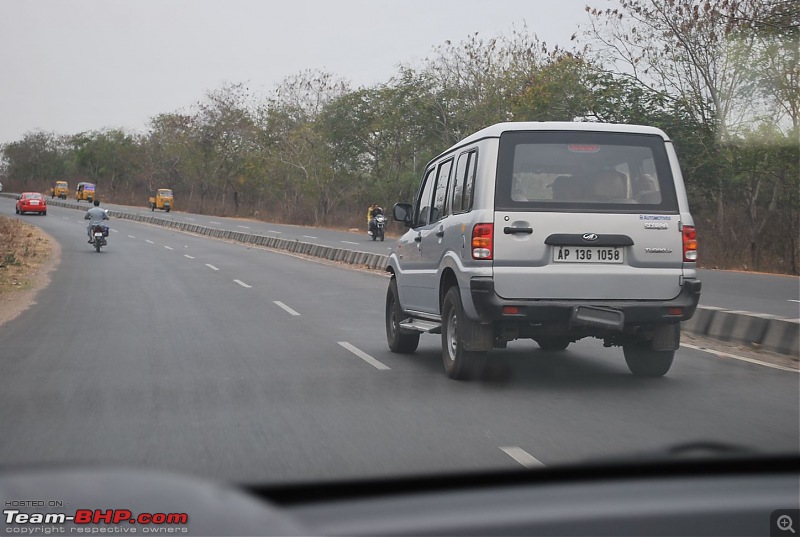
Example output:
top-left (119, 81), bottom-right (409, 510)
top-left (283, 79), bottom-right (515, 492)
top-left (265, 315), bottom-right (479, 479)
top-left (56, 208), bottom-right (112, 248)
top-left (1, 199), bottom-right (798, 485)
top-left (42, 195), bottom-right (800, 318)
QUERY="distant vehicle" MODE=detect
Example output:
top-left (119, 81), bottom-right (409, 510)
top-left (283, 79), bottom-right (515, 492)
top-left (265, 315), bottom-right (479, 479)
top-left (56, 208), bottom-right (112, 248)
top-left (51, 180), bottom-right (69, 199)
top-left (149, 189), bottom-right (173, 212)
top-left (16, 192), bottom-right (47, 215)
top-left (76, 182), bottom-right (96, 203)
top-left (0, 182), bottom-right (3, 192)
top-left (386, 122), bottom-right (701, 379)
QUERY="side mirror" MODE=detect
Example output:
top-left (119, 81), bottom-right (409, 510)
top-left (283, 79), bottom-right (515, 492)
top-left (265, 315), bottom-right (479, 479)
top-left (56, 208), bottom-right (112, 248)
top-left (393, 203), bottom-right (414, 228)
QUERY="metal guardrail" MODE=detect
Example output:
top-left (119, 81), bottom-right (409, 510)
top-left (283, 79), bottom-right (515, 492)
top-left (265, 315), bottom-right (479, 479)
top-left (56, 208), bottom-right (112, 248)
top-left (3, 192), bottom-right (797, 357)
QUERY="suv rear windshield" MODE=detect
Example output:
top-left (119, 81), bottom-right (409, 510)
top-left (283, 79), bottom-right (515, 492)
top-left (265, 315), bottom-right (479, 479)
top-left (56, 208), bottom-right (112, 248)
top-left (495, 131), bottom-right (679, 212)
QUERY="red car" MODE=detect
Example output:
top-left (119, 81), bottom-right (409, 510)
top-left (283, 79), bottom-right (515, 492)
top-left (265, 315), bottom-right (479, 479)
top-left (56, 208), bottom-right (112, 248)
top-left (16, 192), bottom-right (47, 215)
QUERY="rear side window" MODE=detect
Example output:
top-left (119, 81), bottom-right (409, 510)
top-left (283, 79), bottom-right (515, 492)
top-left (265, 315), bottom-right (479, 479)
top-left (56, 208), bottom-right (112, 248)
top-left (495, 131), bottom-right (678, 212)
top-left (450, 149), bottom-right (477, 214)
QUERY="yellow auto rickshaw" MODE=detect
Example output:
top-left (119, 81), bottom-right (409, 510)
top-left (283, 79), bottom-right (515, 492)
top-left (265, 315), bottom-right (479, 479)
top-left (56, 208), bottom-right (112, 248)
top-left (51, 180), bottom-right (69, 199)
top-left (148, 189), bottom-right (174, 212)
top-left (76, 182), bottom-right (96, 203)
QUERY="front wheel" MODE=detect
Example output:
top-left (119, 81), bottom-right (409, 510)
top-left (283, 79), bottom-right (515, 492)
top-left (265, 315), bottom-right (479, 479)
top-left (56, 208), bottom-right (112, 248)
top-left (379, 229), bottom-right (385, 241)
top-left (441, 286), bottom-right (485, 380)
top-left (386, 278), bottom-right (420, 353)
top-left (623, 342), bottom-right (675, 377)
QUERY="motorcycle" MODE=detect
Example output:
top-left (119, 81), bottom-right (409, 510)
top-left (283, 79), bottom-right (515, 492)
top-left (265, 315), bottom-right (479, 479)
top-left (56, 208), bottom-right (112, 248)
top-left (371, 213), bottom-right (386, 241)
top-left (90, 224), bottom-right (109, 252)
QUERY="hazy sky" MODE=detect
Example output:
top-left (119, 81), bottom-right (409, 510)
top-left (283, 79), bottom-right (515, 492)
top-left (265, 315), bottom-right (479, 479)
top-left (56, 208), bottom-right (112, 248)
top-left (0, 0), bottom-right (598, 144)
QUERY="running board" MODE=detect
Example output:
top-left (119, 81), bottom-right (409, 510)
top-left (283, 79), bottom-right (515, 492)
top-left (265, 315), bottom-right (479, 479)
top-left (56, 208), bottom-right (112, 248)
top-left (400, 318), bottom-right (442, 334)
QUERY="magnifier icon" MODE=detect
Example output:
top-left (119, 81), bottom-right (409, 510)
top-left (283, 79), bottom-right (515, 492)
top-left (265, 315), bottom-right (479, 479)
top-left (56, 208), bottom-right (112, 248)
top-left (778, 515), bottom-right (796, 534)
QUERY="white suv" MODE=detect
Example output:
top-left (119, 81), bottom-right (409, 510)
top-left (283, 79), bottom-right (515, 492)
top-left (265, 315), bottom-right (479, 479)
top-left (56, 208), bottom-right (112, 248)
top-left (385, 122), bottom-right (701, 379)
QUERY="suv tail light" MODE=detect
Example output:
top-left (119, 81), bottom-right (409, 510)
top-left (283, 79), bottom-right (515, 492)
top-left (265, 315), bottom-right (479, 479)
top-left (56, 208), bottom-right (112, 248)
top-left (472, 223), bottom-right (493, 260)
top-left (683, 225), bottom-right (697, 262)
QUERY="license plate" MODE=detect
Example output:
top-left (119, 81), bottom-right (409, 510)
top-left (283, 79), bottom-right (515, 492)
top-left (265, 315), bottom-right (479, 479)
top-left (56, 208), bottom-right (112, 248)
top-left (30, 200), bottom-right (39, 205)
top-left (553, 246), bottom-right (623, 263)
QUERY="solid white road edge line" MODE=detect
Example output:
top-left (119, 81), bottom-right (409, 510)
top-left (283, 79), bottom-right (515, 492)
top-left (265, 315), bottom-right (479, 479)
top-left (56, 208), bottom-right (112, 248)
top-left (341, 241), bottom-right (359, 245)
top-left (233, 279), bottom-right (252, 288)
top-left (205, 264), bottom-right (219, 271)
top-left (680, 343), bottom-right (798, 373)
top-left (500, 447), bottom-right (545, 468)
top-left (337, 342), bottom-right (390, 370)
top-left (274, 301), bottom-right (300, 316)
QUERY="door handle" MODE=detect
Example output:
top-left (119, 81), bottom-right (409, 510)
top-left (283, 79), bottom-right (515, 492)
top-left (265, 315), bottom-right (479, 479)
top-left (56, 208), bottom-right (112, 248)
top-left (414, 235), bottom-right (422, 242)
top-left (504, 226), bottom-right (533, 235)
top-left (435, 228), bottom-right (445, 238)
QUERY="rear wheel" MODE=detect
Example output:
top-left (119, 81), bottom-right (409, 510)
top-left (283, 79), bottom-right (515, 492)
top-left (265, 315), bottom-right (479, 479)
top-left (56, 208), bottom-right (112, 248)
top-left (536, 337), bottom-right (570, 351)
top-left (386, 278), bottom-right (420, 353)
top-left (95, 241), bottom-right (101, 252)
top-left (42, 211), bottom-right (46, 216)
top-left (623, 341), bottom-right (675, 377)
top-left (441, 286), bottom-right (485, 380)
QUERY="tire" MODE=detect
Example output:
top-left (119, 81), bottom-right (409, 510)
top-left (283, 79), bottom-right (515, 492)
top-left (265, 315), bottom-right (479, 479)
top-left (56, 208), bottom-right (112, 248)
top-left (151, 204), bottom-right (155, 211)
top-left (15, 207), bottom-right (19, 214)
top-left (95, 241), bottom-right (101, 252)
top-left (379, 230), bottom-right (385, 241)
top-left (42, 211), bottom-right (46, 216)
top-left (536, 337), bottom-right (570, 351)
top-left (441, 286), bottom-right (485, 380)
top-left (165, 206), bottom-right (170, 213)
top-left (623, 341), bottom-right (675, 377)
top-left (386, 278), bottom-right (420, 353)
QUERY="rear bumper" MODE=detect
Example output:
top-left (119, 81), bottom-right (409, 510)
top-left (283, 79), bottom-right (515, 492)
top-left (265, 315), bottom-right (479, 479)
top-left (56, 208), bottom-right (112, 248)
top-left (469, 277), bottom-right (701, 325)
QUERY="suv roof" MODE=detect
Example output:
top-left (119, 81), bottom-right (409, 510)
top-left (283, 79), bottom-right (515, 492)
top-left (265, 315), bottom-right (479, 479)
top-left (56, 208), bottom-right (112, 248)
top-left (447, 122), bottom-right (672, 154)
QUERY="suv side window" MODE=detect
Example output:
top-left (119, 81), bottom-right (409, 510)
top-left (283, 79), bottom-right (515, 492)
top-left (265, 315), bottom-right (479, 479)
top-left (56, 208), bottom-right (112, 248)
top-left (431, 159), bottom-right (453, 223)
top-left (451, 149), bottom-right (477, 214)
top-left (415, 167), bottom-right (437, 227)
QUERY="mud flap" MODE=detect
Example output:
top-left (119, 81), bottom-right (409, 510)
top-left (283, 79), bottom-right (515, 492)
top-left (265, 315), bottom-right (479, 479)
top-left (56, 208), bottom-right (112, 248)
top-left (652, 323), bottom-right (681, 351)
top-left (463, 321), bottom-right (494, 352)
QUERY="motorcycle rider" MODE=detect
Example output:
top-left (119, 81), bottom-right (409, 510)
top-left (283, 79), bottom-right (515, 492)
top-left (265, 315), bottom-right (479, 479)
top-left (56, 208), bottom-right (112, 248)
top-left (367, 203), bottom-right (383, 236)
top-left (84, 199), bottom-right (109, 243)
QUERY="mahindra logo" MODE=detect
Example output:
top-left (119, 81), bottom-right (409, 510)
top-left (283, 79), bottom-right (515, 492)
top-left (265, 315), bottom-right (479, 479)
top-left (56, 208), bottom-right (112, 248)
top-left (582, 233), bottom-right (599, 242)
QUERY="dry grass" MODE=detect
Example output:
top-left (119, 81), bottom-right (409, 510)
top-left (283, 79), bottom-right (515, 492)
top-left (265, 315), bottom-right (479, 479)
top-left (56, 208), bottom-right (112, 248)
top-left (0, 217), bottom-right (51, 294)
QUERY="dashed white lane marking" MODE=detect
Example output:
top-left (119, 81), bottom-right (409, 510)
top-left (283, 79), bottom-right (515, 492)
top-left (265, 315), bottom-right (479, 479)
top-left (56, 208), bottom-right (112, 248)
top-left (185, 217), bottom-right (195, 221)
top-left (128, 235), bottom-right (136, 239)
top-left (788, 299), bottom-right (800, 303)
top-left (500, 447), bottom-right (545, 468)
top-left (237, 225), bottom-right (250, 229)
top-left (303, 235), bottom-right (318, 239)
top-left (681, 343), bottom-right (798, 373)
top-left (267, 230), bottom-right (282, 234)
top-left (110, 229), bottom-right (118, 233)
top-left (209, 221), bottom-right (222, 225)
top-left (205, 264), bottom-right (219, 271)
top-left (184, 255), bottom-right (194, 259)
top-left (341, 241), bottom-right (359, 245)
top-left (337, 342), bottom-right (390, 370)
top-left (233, 279), bottom-right (252, 288)
top-left (145, 240), bottom-right (154, 244)
top-left (273, 301), bottom-right (300, 316)
top-left (164, 245), bottom-right (174, 250)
